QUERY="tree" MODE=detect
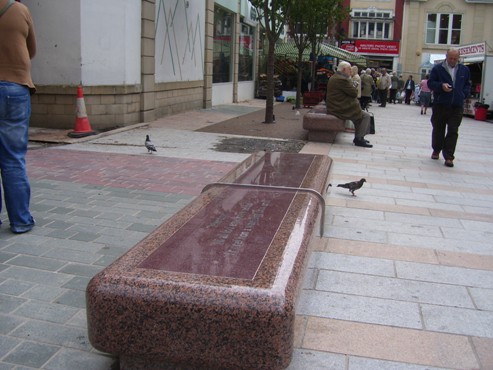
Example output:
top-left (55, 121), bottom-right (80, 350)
top-left (285, 0), bottom-right (312, 109)
top-left (307, 0), bottom-right (348, 91)
top-left (284, 0), bottom-right (349, 108)
top-left (251, 0), bottom-right (292, 123)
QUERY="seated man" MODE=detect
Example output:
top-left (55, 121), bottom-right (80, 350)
top-left (326, 61), bottom-right (372, 148)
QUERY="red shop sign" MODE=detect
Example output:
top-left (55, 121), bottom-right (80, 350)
top-left (341, 40), bottom-right (400, 55)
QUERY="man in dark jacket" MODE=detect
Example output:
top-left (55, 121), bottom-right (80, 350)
top-left (404, 75), bottom-right (415, 105)
top-left (326, 61), bottom-right (372, 148)
top-left (427, 48), bottom-right (471, 167)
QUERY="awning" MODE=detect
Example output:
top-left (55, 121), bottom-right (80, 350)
top-left (275, 41), bottom-right (367, 67)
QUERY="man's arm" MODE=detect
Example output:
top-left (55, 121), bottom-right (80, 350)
top-left (26, 9), bottom-right (36, 59)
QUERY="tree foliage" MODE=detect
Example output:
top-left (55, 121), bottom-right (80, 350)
top-left (251, 0), bottom-right (348, 119)
top-left (286, 0), bottom-right (349, 107)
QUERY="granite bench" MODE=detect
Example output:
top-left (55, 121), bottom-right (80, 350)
top-left (302, 102), bottom-right (345, 143)
top-left (86, 151), bottom-right (332, 370)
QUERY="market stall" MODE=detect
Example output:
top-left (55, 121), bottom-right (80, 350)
top-left (274, 41), bottom-right (367, 105)
top-left (275, 41), bottom-right (367, 67)
top-left (459, 42), bottom-right (492, 118)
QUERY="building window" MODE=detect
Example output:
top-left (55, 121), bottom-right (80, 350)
top-left (351, 20), bottom-right (390, 39)
top-left (239, 22), bottom-right (255, 81)
top-left (426, 13), bottom-right (462, 45)
top-left (350, 9), bottom-right (392, 40)
top-left (213, 6), bottom-right (233, 83)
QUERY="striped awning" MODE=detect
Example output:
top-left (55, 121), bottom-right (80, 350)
top-left (275, 41), bottom-right (367, 67)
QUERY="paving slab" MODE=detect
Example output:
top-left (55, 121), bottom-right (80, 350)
top-left (0, 100), bottom-right (492, 369)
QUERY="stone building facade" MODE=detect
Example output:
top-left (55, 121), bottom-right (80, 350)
top-left (400, 0), bottom-right (493, 78)
top-left (26, 0), bottom-right (257, 130)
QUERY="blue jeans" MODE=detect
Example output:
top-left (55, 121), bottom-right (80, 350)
top-left (0, 81), bottom-right (35, 233)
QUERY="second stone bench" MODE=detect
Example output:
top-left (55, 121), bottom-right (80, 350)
top-left (302, 102), bottom-right (346, 143)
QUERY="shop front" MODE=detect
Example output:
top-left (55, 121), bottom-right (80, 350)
top-left (460, 42), bottom-right (492, 117)
top-left (340, 40), bottom-right (400, 71)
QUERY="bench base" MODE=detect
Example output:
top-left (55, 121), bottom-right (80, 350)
top-left (302, 103), bottom-right (346, 143)
top-left (86, 152), bottom-right (332, 370)
top-left (307, 130), bottom-right (338, 142)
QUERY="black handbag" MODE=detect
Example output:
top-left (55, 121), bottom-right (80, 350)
top-left (368, 113), bottom-right (375, 134)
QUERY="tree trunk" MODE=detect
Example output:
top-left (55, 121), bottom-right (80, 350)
top-left (264, 39), bottom-right (276, 124)
top-left (295, 50), bottom-right (304, 109)
top-left (310, 44), bottom-right (317, 91)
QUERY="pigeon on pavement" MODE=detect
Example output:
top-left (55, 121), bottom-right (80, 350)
top-left (337, 178), bottom-right (366, 196)
top-left (145, 135), bottom-right (157, 153)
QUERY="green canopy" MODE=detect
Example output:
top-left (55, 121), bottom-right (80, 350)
top-left (275, 41), bottom-right (367, 67)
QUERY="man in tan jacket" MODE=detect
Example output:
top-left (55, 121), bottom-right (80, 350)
top-left (0, 0), bottom-right (37, 233)
top-left (377, 68), bottom-right (391, 107)
top-left (326, 61), bottom-right (372, 148)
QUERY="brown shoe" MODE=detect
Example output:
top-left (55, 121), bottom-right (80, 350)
top-left (444, 159), bottom-right (454, 167)
top-left (431, 152), bottom-right (439, 160)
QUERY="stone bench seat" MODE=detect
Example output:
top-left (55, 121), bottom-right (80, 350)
top-left (303, 102), bottom-right (346, 143)
top-left (86, 151), bottom-right (332, 370)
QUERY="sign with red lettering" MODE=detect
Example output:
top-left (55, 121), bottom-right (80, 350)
top-left (341, 40), bottom-right (400, 55)
top-left (458, 42), bottom-right (486, 57)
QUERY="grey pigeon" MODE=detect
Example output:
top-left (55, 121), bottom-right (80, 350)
top-left (337, 178), bottom-right (366, 196)
top-left (145, 135), bottom-right (157, 153)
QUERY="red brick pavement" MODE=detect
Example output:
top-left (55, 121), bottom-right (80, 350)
top-left (27, 149), bottom-right (236, 195)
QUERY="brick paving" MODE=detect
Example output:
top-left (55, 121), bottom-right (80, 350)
top-left (27, 148), bottom-right (236, 195)
top-left (0, 100), bottom-right (492, 369)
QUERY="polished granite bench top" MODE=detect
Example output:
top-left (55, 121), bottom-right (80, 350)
top-left (86, 151), bottom-right (332, 370)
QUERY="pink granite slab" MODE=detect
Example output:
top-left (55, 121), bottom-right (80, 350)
top-left (86, 152), bottom-right (332, 370)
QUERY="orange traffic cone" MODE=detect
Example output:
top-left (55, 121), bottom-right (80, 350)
top-left (68, 85), bottom-right (96, 138)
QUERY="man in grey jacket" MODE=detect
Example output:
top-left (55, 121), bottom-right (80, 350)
top-left (326, 61), bottom-right (372, 148)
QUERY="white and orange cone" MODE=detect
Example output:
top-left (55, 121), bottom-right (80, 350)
top-left (68, 85), bottom-right (96, 138)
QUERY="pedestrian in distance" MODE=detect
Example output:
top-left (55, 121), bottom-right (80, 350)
top-left (326, 61), bottom-right (373, 148)
top-left (0, 0), bottom-right (37, 233)
top-left (377, 68), bottom-right (391, 107)
top-left (404, 75), bottom-right (415, 105)
top-left (419, 74), bottom-right (432, 115)
top-left (397, 74), bottom-right (405, 103)
top-left (389, 71), bottom-right (399, 104)
top-left (359, 68), bottom-right (374, 111)
top-left (351, 65), bottom-right (361, 100)
top-left (427, 48), bottom-right (471, 168)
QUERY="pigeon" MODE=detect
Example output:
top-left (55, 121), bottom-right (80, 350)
top-left (337, 178), bottom-right (366, 196)
top-left (145, 135), bottom-right (157, 154)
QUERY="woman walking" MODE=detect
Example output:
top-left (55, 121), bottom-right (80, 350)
top-left (419, 74), bottom-right (432, 115)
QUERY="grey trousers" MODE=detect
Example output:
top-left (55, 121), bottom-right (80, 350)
top-left (351, 110), bottom-right (371, 139)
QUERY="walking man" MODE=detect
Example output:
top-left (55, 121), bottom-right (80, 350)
top-left (427, 48), bottom-right (471, 168)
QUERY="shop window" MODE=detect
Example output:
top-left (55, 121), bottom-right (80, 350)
top-left (239, 22), bottom-right (255, 81)
top-left (213, 6), bottom-right (233, 83)
top-left (426, 13), bottom-right (461, 45)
